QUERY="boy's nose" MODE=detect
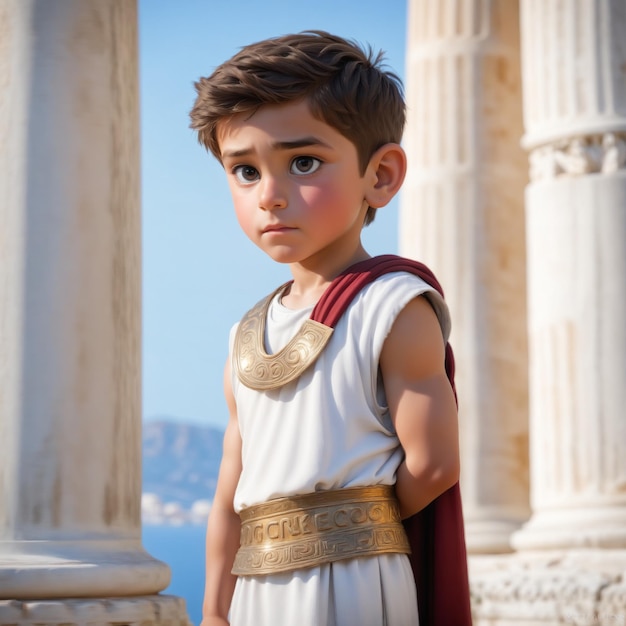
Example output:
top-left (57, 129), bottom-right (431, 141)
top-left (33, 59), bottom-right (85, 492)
top-left (258, 177), bottom-right (287, 210)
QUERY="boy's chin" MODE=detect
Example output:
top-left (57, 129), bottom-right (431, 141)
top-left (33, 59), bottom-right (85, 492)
top-left (259, 247), bottom-right (304, 265)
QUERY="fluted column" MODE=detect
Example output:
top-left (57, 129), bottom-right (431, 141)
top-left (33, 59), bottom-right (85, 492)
top-left (512, 0), bottom-right (626, 551)
top-left (0, 1), bottom-right (189, 623)
top-left (400, 0), bottom-right (530, 554)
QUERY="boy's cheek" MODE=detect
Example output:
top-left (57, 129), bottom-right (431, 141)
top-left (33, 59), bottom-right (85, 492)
top-left (299, 186), bottom-right (334, 211)
top-left (233, 203), bottom-right (258, 238)
top-left (300, 184), bottom-right (357, 216)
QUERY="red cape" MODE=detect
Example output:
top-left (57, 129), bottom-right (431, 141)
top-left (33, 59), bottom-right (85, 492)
top-left (311, 255), bottom-right (472, 626)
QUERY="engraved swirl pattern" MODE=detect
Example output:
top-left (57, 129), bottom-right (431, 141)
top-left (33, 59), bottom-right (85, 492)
top-left (233, 290), bottom-right (333, 391)
top-left (232, 525), bottom-right (409, 576)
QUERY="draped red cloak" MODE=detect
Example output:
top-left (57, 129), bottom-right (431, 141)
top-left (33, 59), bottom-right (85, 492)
top-left (309, 254), bottom-right (473, 626)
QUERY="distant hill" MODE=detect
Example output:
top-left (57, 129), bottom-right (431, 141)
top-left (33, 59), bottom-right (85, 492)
top-left (142, 418), bottom-right (224, 508)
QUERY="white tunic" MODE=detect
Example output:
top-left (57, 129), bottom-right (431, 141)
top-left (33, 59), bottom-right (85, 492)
top-left (228, 272), bottom-right (450, 626)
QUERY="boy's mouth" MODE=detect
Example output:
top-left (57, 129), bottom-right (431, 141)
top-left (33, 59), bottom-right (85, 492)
top-left (262, 224), bottom-right (294, 234)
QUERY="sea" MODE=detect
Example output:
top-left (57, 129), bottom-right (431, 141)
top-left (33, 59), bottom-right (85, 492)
top-left (143, 524), bottom-right (206, 626)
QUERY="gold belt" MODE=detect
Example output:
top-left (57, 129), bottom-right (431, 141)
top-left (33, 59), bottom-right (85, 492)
top-left (232, 485), bottom-right (410, 576)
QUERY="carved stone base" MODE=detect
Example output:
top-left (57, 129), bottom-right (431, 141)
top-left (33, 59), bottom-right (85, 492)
top-left (0, 595), bottom-right (192, 626)
top-left (470, 551), bottom-right (626, 625)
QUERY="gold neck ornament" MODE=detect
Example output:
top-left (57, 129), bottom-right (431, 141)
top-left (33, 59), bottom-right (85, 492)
top-left (232, 284), bottom-right (334, 391)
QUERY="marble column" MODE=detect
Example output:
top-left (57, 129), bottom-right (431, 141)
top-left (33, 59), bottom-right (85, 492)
top-left (0, 1), bottom-right (190, 623)
top-left (400, 0), bottom-right (530, 554)
top-left (512, 0), bottom-right (626, 552)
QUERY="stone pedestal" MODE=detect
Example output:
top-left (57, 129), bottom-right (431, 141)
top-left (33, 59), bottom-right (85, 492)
top-left (471, 551), bottom-right (626, 626)
top-left (400, 0), bottom-right (530, 554)
top-left (0, 1), bottom-right (191, 624)
top-left (0, 597), bottom-right (191, 626)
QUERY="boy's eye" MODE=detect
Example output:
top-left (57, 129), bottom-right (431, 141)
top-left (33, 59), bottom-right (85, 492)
top-left (290, 156), bottom-right (321, 176)
top-left (233, 165), bottom-right (260, 184)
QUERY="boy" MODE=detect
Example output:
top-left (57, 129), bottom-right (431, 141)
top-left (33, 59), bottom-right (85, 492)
top-left (190, 31), bottom-right (468, 626)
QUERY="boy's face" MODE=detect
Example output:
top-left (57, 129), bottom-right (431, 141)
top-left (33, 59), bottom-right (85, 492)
top-left (217, 100), bottom-right (370, 270)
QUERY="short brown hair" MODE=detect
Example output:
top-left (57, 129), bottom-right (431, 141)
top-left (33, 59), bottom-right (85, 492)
top-left (189, 30), bottom-right (405, 225)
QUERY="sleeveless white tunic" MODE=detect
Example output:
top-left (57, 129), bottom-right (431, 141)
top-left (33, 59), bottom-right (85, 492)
top-left (228, 272), bottom-right (450, 626)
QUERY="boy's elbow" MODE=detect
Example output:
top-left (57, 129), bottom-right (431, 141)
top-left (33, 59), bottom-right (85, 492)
top-left (443, 454), bottom-right (461, 489)
top-left (427, 457), bottom-right (460, 500)
top-left (398, 454), bottom-right (460, 518)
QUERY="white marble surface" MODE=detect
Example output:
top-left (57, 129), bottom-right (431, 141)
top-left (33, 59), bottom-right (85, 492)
top-left (400, 0), bottom-right (531, 555)
top-left (0, 3), bottom-right (187, 622)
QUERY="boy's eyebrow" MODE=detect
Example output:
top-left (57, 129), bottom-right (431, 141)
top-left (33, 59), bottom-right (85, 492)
top-left (273, 137), bottom-right (332, 151)
top-left (221, 136), bottom-right (332, 159)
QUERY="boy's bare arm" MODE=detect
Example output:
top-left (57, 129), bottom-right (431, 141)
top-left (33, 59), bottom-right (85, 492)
top-left (200, 360), bottom-right (242, 626)
top-left (380, 295), bottom-right (460, 520)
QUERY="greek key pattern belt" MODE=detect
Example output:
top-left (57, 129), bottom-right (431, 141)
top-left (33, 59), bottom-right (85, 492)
top-left (232, 485), bottom-right (410, 576)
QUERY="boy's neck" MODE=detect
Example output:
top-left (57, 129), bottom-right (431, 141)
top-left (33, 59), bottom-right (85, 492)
top-left (282, 245), bottom-right (371, 309)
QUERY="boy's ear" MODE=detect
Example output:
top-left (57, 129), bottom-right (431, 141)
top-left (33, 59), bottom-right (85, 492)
top-left (364, 143), bottom-right (407, 208)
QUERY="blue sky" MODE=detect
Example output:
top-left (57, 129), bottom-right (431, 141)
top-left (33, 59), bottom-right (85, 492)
top-left (140, 0), bottom-right (408, 429)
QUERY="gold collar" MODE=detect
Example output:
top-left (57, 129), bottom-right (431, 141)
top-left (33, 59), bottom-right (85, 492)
top-left (233, 284), bottom-right (334, 391)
